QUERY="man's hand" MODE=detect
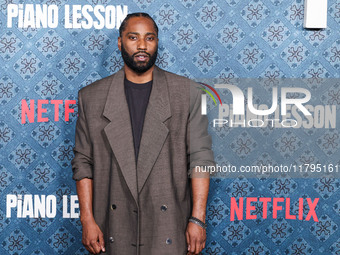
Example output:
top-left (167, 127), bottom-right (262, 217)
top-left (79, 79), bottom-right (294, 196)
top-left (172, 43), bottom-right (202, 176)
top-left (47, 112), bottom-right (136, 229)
top-left (81, 219), bottom-right (105, 254)
top-left (76, 179), bottom-right (105, 254)
top-left (186, 222), bottom-right (206, 255)
top-left (187, 174), bottom-right (209, 254)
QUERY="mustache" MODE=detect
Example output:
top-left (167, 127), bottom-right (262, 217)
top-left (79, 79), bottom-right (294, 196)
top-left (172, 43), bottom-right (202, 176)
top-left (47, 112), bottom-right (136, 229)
top-left (133, 51), bottom-right (151, 57)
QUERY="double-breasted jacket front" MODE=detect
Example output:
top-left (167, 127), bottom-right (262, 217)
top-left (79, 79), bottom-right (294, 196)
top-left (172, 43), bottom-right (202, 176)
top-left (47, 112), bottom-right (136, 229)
top-left (71, 66), bottom-right (215, 255)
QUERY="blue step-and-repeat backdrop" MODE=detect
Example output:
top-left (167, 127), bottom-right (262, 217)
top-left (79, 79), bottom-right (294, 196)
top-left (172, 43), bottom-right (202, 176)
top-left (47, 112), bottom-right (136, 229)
top-left (0, 0), bottom-right (340, 254)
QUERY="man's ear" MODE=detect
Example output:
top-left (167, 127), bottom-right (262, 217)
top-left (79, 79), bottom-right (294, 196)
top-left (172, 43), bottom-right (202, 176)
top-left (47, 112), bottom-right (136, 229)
top-left (118, 37), bottom-right (121, 51)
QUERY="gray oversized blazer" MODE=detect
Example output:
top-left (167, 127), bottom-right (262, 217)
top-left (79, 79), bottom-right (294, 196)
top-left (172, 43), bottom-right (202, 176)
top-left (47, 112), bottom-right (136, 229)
top-left (71, 66), bottom-right (215, 255)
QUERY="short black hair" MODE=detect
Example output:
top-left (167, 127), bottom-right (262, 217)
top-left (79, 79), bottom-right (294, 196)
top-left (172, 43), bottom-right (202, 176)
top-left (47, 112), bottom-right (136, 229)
top-left (119, 12), bottom-right (159, 37)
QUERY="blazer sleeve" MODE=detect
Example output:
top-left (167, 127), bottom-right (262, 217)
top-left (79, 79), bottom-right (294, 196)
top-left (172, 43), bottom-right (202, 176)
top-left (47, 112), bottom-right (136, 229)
top-left (71, 89), bottom-right (94, 181)
top-left (186, 81), bottom-right (215, 172)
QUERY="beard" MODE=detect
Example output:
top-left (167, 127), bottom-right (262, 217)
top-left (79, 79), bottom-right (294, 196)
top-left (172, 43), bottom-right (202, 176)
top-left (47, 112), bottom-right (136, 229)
top-left (121, 43), bottom-right (158, 74)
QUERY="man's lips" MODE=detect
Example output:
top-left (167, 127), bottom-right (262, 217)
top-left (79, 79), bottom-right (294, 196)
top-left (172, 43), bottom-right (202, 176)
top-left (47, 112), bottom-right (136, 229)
top-left (134, 53), bottom-right (150, 61)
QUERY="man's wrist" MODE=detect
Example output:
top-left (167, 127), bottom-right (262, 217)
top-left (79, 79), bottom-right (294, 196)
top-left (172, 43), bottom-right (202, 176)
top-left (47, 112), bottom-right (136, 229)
top-left (80, 215), bottom-right (95, 225)
top-left (188, 216), bottom-right (207, 229)
top-left (191, 211), bottom-right (206, 223)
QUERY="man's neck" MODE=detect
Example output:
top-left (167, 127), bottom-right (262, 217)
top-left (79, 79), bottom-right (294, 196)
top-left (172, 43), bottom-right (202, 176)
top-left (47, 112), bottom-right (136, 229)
top-left (124, 65), bottom-right (154, 84)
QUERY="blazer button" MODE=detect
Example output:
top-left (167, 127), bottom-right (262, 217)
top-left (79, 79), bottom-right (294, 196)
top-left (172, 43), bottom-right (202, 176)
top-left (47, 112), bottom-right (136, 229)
top-left (160, 205), bottom-right (167, 211)
top-left (111, 204), bottom-right (117, 210)
top-left (165, 238), bottom-right (172, 245)
top-left (109, 237), bottom-right (114, 243)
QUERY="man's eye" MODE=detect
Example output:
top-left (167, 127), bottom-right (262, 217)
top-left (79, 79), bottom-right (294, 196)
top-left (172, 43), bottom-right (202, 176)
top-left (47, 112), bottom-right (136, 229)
top-left (129, 36), bottom-right (137, 40)
top-left (146, 37), bottom-right (154, 41)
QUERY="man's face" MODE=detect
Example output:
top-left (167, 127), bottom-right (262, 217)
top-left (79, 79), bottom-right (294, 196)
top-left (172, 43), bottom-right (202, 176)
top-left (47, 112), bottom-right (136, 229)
top-left (118, 17), bottom-right (158, 74)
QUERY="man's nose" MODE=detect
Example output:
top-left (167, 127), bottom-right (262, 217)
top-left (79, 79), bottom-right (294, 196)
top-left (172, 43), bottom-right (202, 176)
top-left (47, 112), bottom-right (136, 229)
top-left (137, 38), bottom-right (147, 50)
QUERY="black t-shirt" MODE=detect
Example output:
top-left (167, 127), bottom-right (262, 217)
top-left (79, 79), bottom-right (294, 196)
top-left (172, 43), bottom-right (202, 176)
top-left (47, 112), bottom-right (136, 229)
top-left (124, 78), bottom-right (152, 162)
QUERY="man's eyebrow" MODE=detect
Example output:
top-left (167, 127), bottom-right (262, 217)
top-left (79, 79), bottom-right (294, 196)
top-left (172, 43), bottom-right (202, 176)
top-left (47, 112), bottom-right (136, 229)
top-left (126, 32), bottom-right (157, 36)
top-left (126, 32), bottom-right (139, 35)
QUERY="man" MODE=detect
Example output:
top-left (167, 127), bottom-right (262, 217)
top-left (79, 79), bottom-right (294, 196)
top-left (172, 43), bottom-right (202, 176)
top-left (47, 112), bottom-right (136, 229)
top-left (71, 12), bottom-right (215, 255)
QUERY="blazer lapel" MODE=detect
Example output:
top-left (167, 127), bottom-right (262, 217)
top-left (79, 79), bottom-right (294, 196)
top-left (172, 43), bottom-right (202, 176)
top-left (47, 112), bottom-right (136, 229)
top-left (137, 67), bottom-right (172, 193)
top-left (102, 69), bottom-right (138, 204)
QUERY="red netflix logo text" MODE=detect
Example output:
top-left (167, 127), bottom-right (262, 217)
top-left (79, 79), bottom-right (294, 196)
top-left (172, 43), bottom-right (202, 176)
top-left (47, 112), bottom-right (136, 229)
top-left (21, 99), bottom-right (76, 124)
top-left (230, 197), bottom-right (319, 222)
